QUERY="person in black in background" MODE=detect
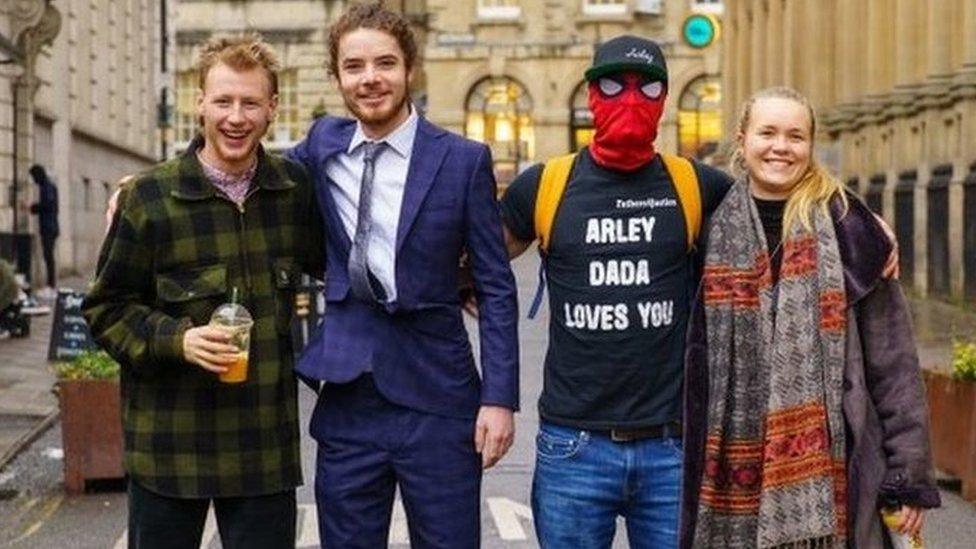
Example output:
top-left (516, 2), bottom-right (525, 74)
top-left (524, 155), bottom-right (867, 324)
top-left (28, 164), bottom-right (59, 299)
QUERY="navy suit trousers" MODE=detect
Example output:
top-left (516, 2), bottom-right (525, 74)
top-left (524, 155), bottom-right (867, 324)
top-left (311, 375), bottom-right (481, 548)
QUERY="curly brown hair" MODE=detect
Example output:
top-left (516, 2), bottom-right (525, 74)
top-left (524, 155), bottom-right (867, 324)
top-left (197, 32), bottom-right (280, 96)
top-left (327, 2), bottom-right (417, 79)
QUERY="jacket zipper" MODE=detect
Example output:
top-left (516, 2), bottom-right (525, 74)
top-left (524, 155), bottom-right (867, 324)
top-left (216, 187), bottom-right (260, 303)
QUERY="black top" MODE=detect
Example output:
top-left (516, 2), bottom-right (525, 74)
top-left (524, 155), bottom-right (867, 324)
top-left (500, 149), bottom-right (733, 429)
top-left (753, 197), bottom-right (787, 280)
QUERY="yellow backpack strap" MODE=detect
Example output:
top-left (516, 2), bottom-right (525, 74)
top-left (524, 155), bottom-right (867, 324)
top-left (661, 154), bottom-right (702, 251)
top-left (534, 153), bottom-right (577, 252)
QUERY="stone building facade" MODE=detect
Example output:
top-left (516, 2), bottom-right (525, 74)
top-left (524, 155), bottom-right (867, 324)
top-left (422, 0), bottom-right (726, 186)
top-left (1, 0), bottom-right (167, 282)
top-left (721, 0), bottom-right (976, 302)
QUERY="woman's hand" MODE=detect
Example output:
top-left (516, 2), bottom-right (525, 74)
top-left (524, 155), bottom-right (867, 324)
top-left (897, 505), bottom-right (924, 537)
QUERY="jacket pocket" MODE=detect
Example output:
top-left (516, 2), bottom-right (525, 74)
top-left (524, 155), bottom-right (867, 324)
top-left (156, 264), bottom-right (227, 326)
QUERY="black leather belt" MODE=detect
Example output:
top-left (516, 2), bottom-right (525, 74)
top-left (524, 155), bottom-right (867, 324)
top-left (608, 421), bottom-right (682, 443)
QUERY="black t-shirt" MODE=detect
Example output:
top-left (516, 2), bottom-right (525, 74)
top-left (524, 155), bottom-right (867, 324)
top-left (754, 197), bottom-right (787, 280)
top-left (500, 148), bottom-right (733, 430)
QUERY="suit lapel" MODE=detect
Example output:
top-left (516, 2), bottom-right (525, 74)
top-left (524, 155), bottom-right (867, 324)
top-left (397, 119), bottom-right (448, 251)
top-left (318, 122), bottom-right (357, 253)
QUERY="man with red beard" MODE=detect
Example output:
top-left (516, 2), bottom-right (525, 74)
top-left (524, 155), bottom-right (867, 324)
top-left (84, 34), bottom-right (322, 548)
top-left (500, 36), bottom-right (733, 548)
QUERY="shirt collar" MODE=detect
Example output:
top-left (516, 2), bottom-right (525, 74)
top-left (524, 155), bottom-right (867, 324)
top-left (347, 104), bottom-right (419, 159)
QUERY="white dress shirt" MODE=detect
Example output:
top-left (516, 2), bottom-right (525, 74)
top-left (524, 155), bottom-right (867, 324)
top-left (326, 107), bottom-right (419, 303)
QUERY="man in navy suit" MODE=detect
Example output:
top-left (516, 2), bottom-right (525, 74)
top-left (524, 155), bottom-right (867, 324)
top-left (287, 4), bottom-right (519, 547)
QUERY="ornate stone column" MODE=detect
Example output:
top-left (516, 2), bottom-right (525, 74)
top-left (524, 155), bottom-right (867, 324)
top-left (6, 0), bottom-right (61, 236)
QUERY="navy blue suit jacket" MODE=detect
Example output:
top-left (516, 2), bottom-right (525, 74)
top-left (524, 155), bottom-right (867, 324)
top-left (288, 116), bottom-right (519, 418)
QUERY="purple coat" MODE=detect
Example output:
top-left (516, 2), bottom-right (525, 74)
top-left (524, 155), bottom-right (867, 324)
top-left (680, 197), bottom-right (941, 548)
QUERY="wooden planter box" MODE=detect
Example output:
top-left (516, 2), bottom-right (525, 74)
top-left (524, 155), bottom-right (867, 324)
top-left (58, 379), bottom-right (124, 494)
top-left (923, 370), bottom-right (976, 500)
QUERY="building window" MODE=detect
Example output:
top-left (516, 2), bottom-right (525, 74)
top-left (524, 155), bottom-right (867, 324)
top-left (569, 81), bottom-right (594, 152)
top-left (174, 70), bottom-right (198, 147)
top-left (582, 0), bottom-right (627, 16)
top-left (465, 77), bottom-right (534, 189)
top-left (478, 0), bottom-right (521, 19)
top-left (691, 0), bottom-right (724, 15)
top-left (269, 69), bottom-right (301, 146)
top-left (677, 75), bottom-right (723, 160)
top-left (634, 0), bottom-right (663, 15)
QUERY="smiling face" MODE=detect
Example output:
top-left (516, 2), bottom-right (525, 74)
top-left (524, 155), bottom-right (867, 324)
top-left (196, 62), bottom-right (277, 173)
top-left (738, 97), bottom-right (813, 200)
top-left (336, 28), bottom-right (413, 139)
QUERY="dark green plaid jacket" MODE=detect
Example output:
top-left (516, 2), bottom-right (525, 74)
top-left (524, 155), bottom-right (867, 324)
top-left (83, 139), bottom-right (324, 498)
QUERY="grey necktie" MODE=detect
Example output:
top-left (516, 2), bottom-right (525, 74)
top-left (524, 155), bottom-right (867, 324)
top-left (348, 141), bottom-right (384, 302)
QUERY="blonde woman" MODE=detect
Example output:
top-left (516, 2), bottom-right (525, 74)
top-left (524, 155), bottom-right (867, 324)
top-left (680, 87), bottom-right (939, 548)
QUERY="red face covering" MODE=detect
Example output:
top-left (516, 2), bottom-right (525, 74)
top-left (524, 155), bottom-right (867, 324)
top-left (587, 73), bottom-right (666, 172)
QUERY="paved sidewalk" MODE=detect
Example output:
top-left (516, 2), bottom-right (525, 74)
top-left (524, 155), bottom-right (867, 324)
top-left (0, 276), bottom-right (89, 469)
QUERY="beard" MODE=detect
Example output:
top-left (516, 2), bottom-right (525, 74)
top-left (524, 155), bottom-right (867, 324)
top-left (343, 88), bottom-right (411, 131)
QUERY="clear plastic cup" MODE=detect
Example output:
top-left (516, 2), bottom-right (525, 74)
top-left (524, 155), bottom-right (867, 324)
top-left (210, 300), bottom-right (253, 384)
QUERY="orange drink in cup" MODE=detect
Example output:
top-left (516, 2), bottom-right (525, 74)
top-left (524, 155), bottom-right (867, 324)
top-left (210, 290), bottom-right (254, 384)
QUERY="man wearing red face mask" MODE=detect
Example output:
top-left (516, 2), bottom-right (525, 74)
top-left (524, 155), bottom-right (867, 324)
top-left (499, 36), bottom-right (734, 548)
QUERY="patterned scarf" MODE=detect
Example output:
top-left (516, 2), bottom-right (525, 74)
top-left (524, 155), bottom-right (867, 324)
top-left (694, 180), bottom-right (848, 548)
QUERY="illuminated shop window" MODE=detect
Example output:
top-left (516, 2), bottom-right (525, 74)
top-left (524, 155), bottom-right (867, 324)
top-left (465, 77), bottom-right (535, 186)
top-left (569, 80), bottom-right (594, 151)
top-left (677, 75), bottom-right (722, 160)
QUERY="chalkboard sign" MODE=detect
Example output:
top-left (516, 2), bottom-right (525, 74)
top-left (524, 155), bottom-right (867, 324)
top-left (48, 290), bottom-right (98, 361)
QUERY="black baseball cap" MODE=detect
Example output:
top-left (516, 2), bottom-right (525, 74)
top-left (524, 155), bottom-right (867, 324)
top-left (584, 35), bottom-right (668, 83)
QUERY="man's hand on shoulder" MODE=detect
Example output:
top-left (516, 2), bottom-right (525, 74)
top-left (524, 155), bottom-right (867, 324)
top-left (183, 325), bottom-right (238, 374)
top-left (474, 405), bottom-right (515, 469)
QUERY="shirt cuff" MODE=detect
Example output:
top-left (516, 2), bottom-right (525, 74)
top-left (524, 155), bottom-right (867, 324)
top-left (152, 316), bottom-right (193, 364)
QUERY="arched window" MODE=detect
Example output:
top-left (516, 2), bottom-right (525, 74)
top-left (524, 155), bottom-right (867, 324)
top-left (677, 75), bottom-right (722, 160)
top-left (569, 80), bottom-right (594, 152)
top-left (465, 77), bottom-right (534, 186)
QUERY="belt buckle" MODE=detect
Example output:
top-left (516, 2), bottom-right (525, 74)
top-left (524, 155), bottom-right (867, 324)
top-left (610, 428), bottom-right (638, 443)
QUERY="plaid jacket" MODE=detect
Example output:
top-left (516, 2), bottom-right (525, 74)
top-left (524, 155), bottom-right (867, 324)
top-left (83, 139), bottom-right (324, 498)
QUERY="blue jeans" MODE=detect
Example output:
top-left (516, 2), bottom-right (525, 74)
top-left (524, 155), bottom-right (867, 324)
top-left (531, 421), bottom-right (683, 549)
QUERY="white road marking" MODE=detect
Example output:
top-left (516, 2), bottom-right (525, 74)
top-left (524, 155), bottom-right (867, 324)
top-left (388, 498), bottom-right (409, 545)
top-left (487, 497), bottom-right (533, 541)
top-left (295, 504), bottom-right (319, 546)
top-left (113, 497), bottom-right (533, 546)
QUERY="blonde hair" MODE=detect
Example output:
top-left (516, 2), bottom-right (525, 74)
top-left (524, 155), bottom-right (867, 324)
top-left (730, 86), bottom-right (848, 236)
top-left (196, 33), bottom-right (280, 96)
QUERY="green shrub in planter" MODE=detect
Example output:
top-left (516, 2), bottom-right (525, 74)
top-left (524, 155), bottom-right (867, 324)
top-left (952, 341), bottom-right (976, 382)
top-left (53, 350), bottom-right (120, 381)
